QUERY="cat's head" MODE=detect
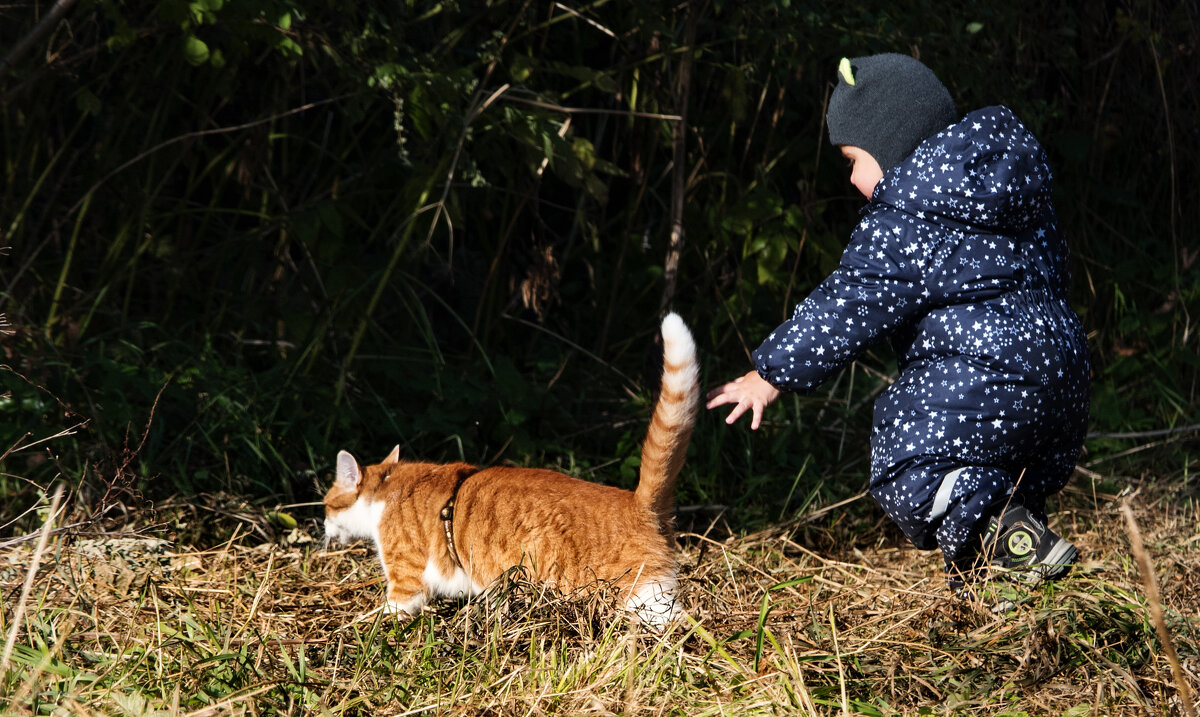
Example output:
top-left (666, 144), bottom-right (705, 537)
top-left (323, 445), bottom-right (399, 544)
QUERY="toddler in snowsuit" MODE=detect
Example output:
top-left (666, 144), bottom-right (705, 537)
top-left (707, 53), bottom-right (1090, 590)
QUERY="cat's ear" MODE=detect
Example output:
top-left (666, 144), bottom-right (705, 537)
top-left (335, 450), bottom-right (362, 490)
top-left (384, 445), bottom-right (400, 464)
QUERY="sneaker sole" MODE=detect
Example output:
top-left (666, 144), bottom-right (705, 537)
top-left (1026, 538), bottom-right (1078, 583)
top-left (1032, 539), bottom-right (1080, 585)
top-left (988, 538), bottom-right (1078, 584)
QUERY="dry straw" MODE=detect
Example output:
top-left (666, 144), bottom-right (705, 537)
top-left (1121, 503), bottom-right (1197, 717)
top-left (0, 484), bottom-right (63, 672)
top-left (2, 482), bottom-right (1199, 713)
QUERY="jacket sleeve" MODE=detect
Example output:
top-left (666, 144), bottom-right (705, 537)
top-left (752, 210), bottom-right (931, 391)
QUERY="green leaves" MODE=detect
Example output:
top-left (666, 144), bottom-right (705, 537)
top-left (74, 90), bottom-right (102, 116)
top-left (189, 0), bottom-right (225, 24)
top-left (160, 0), bottom-right (303, 67)
top-left (718, 191), bottom-right (807, 288)
top-left (2, 0), bottom-right (1193, 511)
top-left (183, 35), bottom-right (210, 66)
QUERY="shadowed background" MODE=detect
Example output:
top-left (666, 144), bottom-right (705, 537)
top-left (1, 0), bottom-right (1196, 537)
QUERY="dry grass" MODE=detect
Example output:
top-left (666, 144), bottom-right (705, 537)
top-left (1, 470), bottom-right (1198, 715)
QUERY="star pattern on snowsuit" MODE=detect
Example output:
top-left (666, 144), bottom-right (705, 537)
top-left (752, 106), bottom-right (1090, 568)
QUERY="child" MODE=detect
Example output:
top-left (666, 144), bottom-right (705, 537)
top-left (706, 53), bottom-right (1090, 593)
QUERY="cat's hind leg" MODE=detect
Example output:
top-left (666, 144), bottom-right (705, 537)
top-left (626, 574), bottom-right (680, 626)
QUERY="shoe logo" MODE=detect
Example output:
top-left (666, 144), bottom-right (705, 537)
top-left (1007, 530), bottom-right (1034, 557)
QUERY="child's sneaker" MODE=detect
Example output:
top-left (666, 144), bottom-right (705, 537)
top-left (977, 504), bottom-right (1078, 583)
top-left (949, 504), bottom-right (1078, 611)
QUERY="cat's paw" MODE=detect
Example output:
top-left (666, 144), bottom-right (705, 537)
top-left (630, 597), bottom-right (680, 627)
top-left (384, 594), bottom-right (426, 616)
top-left (626, 576), bottom-right (680, 627)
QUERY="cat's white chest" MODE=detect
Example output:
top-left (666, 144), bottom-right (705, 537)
top-left (324, 497), bottom-right (386, 543)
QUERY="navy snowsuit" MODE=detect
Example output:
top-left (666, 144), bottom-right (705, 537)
top-left (753, 106), bottom-right (1090, 567)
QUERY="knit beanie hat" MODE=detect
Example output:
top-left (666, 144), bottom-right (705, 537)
top-left (826, 53), bottom-right (957, 172)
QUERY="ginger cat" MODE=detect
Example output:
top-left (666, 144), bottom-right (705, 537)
top-left (323, 313), bottom-right (699, 623)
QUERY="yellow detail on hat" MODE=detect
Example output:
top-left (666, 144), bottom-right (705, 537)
top-left (838, 57), bottom-right (855, 86)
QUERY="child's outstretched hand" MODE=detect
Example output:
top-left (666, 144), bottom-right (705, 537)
top-left (705, 370), bottom-right (781, 430)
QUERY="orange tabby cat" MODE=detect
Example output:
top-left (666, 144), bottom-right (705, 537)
top-left (323, 313), bottom-right (699, 623)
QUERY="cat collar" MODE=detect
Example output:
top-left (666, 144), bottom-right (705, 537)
top-left (439, 469), bottom-right (476, 568)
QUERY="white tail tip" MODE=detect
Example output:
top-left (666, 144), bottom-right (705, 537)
top-left (660, 312), bottom-right (696, 366)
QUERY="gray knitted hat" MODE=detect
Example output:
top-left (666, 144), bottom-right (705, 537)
top-left (826, 53), bottom-right (956, 172)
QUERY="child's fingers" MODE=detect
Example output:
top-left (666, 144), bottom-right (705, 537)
top-left (705, 382), bottom-right (741, 406)
top-left (705, 379), bottom-right (740, 402)
top-left (723, 400), bottom-right (749, 425)
top-left (707, 372), bottom-right (773, 428)
top-left (705, 391), bottom-right (728, 408)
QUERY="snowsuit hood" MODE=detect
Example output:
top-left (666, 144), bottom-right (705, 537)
top-left (874, 106), bottom-right (1053, 234)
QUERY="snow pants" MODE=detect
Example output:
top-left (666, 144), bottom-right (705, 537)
top-left (867, 357), bottom-right (1090, 569)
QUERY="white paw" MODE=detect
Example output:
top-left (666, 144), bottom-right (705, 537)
top-left (626, 578), bottom-right (680, 627)
top-left (385, 594), bottom-right (426, 615)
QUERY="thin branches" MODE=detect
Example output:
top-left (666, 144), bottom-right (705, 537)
top-left (659, 0), bottom-right (705, 317)
top-left (0, 0), bottom-right (82, 79)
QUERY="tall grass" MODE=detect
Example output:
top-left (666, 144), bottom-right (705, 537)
top-left (2, 453), bottom-right (1198, 714)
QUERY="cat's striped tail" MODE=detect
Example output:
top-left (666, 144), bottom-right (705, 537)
top-left (635, 312), bottom-right (700, 534)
